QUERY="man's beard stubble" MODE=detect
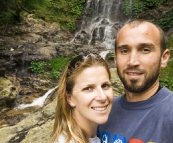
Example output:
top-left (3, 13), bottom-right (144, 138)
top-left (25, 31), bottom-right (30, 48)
top-left (116, 64), bottom-right (160, 93)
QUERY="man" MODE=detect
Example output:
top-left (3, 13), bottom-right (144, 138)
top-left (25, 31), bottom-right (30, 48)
top-left (98, 19), bottom-right (173, 143)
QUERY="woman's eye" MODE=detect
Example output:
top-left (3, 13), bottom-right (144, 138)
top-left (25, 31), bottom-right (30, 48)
top-left (83, 87), bottom-right (91, 91)
top-left (102, 83), bottom-right (111, 89)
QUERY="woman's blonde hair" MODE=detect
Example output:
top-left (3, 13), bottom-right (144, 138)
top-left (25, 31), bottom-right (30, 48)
top-left (50, 54), bottom-right (111, 143)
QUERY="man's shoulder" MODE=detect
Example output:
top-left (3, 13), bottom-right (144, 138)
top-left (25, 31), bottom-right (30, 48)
top-left (160, 86), bottom-right (173, 95)
top-left (113, 95), bottom-right (122, 102)
top-left (160, 87), bottom-right (173, 102)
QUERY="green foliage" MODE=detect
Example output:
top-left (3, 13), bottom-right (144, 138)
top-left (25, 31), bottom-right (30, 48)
top-left (144, 0), bottom-right (166, 8)
top-left (158, 13), bottom-right (173, 30)
top-left (46, 0), bottom-right (85, 31)
top-left (124, 0), bottom-right (131, 16)
top-left (160, 77), bottom-right (173, 91)
top-left (0, 11), bottom-right (16, 25)
top-left (0, 46), bottom-right (9, 51)
top-left (132, 0), bottom-right (146, 17)
top-left (125, 0), bottom-right (173, 31)
top-left (4, 73), bottom-right (8, 78)
top-left (48, 71), bottom-right (61, 79)
top-left (166, 36), bottom-right (173, 49)
top-left (28, 57), bottom-right (70, 79)
top-left (72, 54), bottom-right (79, 59)
top-left (107, 53), bottom-right (114, 60)
top-left (61, 20), bottom-right (76, 32)
top-left (0, 0), bottom-right (49, 24)
top-left (49, 57), bottom-right (70, 72)
top-left (0, 0), bottom-right (85, 32)
top-left (48, 57), bottom-right (70, 79)
top-left (160, 59), bottom-right (173, 78)
top-left (23, 0), bottom-right (49, 10)
top-left (160, 60), bottom-right (173, 91)
top-left (29, 61), bottom-right (47, 73)
top-left (124, 0), bottom-right (166, 18)
top-left (14, 28), bottom-right (22, 35)
top-left (68, 1), bottom-right (84, 19)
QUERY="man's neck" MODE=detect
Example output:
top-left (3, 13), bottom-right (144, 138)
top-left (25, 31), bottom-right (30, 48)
top-left (125, 82), bottom-right (160, 102)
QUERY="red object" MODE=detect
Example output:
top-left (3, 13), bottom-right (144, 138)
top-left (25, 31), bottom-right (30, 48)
top-left (129, 138), bottom-right (144, 143)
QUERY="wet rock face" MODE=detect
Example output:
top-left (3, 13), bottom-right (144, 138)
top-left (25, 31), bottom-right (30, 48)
top-left (0, 14), bottom-right (110, 76)
top-left (0, 78), bottom-right (19, 111)
top-left (0, 14), bottom-right (70, 75)
top-left (0, 100), bottom-right (56, 143)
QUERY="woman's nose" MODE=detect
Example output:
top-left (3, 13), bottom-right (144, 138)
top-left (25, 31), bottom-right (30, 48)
top-left (95, 88), bottom-right (107, 101)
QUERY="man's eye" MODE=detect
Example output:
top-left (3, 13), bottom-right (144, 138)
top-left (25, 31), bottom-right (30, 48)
top-left (120, 49), bottom-right (128, 54)
top-left (141, 48), bottom-right (150, 53)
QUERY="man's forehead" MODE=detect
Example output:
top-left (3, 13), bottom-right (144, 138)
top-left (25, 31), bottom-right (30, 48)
top-left (118, 22), bottom-right (159, 37)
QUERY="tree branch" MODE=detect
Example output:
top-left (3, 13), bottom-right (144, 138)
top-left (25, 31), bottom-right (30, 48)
top-left (15, 0), bottom-right (32, 14)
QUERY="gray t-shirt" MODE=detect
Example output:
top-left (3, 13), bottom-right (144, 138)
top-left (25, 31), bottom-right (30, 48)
top-left (98, 87), bottom-right (173, 143)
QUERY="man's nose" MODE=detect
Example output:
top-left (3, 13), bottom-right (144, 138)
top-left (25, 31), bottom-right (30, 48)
top-left (127, 51), bottom-right (140, 66)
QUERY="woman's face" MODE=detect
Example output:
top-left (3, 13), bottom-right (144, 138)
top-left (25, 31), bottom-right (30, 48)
top-left (68, 66), bottom-right (114, 128)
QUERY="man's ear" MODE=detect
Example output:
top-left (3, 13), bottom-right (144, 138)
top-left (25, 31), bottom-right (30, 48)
top-left (67, 95), bottom-right (76, 107)
top-left (161, 49), bottom-right (170, 68)
top-left (114, 52), bottom-right (117, 68)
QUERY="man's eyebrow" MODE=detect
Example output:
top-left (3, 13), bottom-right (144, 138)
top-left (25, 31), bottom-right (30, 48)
top-left (138, 43), bottom-right (156, 50)
top-left (117, 45), bottom-right (129, 49)
top-left (117, 43), bottom-right (155, 49)
top-left (139, 43), bottom-right (155, 47)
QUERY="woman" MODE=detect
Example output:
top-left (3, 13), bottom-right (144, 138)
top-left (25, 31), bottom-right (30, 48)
top-left (51, 53), bottom-right (114, 143)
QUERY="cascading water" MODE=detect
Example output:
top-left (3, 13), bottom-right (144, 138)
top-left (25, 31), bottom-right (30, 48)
top-left (15, 86), bottom-right (58, 110)
top-left (72, 0), bottom-right (132, 49)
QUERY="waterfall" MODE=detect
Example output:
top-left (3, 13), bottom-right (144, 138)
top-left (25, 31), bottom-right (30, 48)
top-left (16, 86), bottom-right (58, 110)
top-left (72, 0), bottom-right (132, 49)
top-left (99, 50), bottom-right (111, 59)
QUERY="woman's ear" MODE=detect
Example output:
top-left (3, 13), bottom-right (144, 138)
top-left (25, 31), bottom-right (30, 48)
top-left (67, 95), bottom-right (76, 107)
top-left (161, 49), bottom-right (170, 68)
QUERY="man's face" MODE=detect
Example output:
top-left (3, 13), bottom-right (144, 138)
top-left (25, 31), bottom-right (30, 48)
top-left (114, 22), bottom-right (162, 93)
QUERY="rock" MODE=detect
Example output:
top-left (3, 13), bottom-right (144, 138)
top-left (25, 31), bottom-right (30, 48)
top-left (38, 46), bottom-right (57, 60)
top-left (0, 97), bottom-right (56, 143)
top-left (110, 68), bottom-right (124, 96)
top-left (0, 78), bottom-right (18, 110)
top-left (0, 67), bottom-right (6, 77)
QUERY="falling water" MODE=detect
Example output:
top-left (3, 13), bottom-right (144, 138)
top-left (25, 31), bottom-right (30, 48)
top-left (99, 50), bottom-right (111, 59)
top-left (72, 0), bottom-right (132, 49)
top-left (16, 86), bottom-right (58, 110)
top-left (21, 52), bottom-right (28, 73)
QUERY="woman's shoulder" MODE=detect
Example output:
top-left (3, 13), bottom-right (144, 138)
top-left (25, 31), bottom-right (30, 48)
top-left (56, 133), bottom-right (73, 143)
top-left (57, 134), bottom-right (66, 142)
top-left (89, 136), bottom-right (101, 143)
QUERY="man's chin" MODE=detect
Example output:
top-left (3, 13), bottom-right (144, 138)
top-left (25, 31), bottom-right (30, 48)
top-left (124, 83), bottom-right (145, 93)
